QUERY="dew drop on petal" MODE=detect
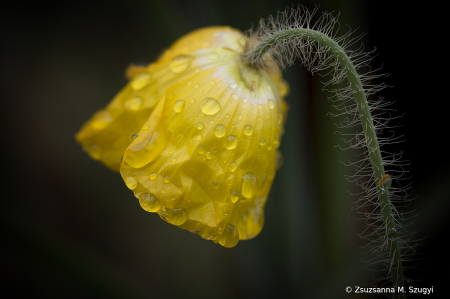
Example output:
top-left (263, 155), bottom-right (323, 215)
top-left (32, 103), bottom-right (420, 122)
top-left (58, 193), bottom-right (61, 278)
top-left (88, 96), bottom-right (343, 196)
top-left (231, 93), bottom-right (238, 100)
top-left (241, 171), bottom-right (257, 198)
top-left (237, 113), bottom-right (243, 120)
top-left (208, 52), bottom-right (219, 59)
top-left (206, 151), bottom-right (212, 160)
top-left (268, 99), bottom-right (275, 109)
top-left (139, 193), bottom-right (161, 212)
top-left (162, 208), bottom-right (189, 226)
top-left (212, 181), bottom-right (219, 188)
top-left (198, 146), bottom-right (206, 155)
top-left (260, 138), bottom-right (267, 146)
top-left (229, 162), bottom-right (237, 172)
top-left (219, 223), bottom-right (239, 248)
top-left (243, 124), bottom-right (253, 136)
top-left (230, 82), bottom-right (237, 89)
top-left (200, 97), bottom-right (221, 115)
top-left (214, 124), bottom-right (226, 138)
top-left (173, 100), bottom-right (185, 113)
top-left (196, 122), bottom-right (204, 130)
top-left (224, 135), bottom-right (238, 150)
top-left (131, 73), bottom-right (152, 90)
top-left (125, 96), bottom-right (143, 111)
top-left (163, 176), bottom-right (170, 183)
top-left (150, 173), bottom-right (157, 180)
top-left (91, 110), bottom-right (113, 130)
top-left (170, 54), bottom-right (193, 73)
top-left (197, 135), bottom-right (202, 140)
top-left (231, 191), bottom-right (239, 203)
top-left (143, 125), bottom-right (149, 130)
top-left (190, 98), bottom-right (196, 103)
top-left (125, 175), bottom-right (138, 190)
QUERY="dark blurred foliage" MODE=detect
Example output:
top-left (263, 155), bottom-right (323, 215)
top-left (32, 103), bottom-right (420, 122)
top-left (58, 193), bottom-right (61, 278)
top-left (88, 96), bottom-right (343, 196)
top-left (0, 0), bottom-right (448, 298)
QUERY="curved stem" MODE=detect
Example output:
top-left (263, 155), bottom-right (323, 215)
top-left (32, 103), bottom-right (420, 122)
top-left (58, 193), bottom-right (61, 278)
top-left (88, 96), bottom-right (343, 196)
top-left (244, 28), bottom-right (404, 297)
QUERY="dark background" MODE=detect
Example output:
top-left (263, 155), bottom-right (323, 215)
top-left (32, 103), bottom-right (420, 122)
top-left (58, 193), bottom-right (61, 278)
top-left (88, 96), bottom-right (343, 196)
top-left (1, 0), bottom-right (447, 298)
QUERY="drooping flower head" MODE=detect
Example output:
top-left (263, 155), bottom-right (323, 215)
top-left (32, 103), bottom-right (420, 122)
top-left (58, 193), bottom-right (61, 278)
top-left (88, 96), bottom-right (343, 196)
top-left (76, 27), bottom-right (288, 247)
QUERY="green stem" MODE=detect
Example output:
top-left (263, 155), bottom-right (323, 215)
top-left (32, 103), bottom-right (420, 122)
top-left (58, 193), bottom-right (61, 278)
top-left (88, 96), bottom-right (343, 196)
top-left (244, 28), bottom-right (404, 297)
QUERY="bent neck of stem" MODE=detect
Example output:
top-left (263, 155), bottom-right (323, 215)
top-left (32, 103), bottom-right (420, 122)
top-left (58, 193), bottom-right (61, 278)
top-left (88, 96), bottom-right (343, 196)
top-left (243, 28), bottom-right (404, 297)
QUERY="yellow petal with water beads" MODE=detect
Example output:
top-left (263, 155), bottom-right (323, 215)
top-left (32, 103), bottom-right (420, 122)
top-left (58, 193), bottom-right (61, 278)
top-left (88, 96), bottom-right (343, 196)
top-left (77, 27), bottom-right (289, 247)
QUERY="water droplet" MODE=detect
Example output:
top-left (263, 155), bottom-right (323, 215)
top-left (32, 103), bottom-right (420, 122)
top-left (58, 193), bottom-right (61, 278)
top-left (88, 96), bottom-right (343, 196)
top-left (161, 208), bottom-right (189, 226)
top-left (229, 162), bottom-right (237, 172)
top-left (208, 53), bottom-right (219, 59)
top-left (224, 135), bottom-right (238, 150)
top-left (163, 176), bottom-right (170, 183)
top-left (169, 150), bottom-right (174, 154)
top-left (243, 124), bottom-right (253, 136)
top-left (196, 122), bottom-right (204, 130)
top-left (195, 84), bottom-right (200, 88)
top-left (198, 146), bottom-right (206, 155)
top-left (171, 158), bottom-right (177, 163)
top-left (231, 191), bottom-right (239, 203)
top-left (170, 54), bottom-right (193, 73)
top-left (212, 147), bottom-right (218, 153)
top-left (214, 124), bottom-right (226, 138)
top-left (237, 113), bottom-right (243, 120)
top-left (274, 135), bottom-right (280, 148)
top-left (268, 99), bottom-right (275, 109)
top-left (210, 80), bottom-right (216, 85)
top-left (131, 73), bottom-right (152, 90)
top-left (131, 134), bottom-right (138, 141)
top-left (190, 98), bottom-right (196, 103)
top-left (231, 93), bottom-right (238, 100)
top-left (124, 175), bottom-right (138, 190)
top-left (278, 114), bottom-right (283, 124)
top-left (92, 110), bottom-right (113, 130)
top-left (378, 174), bottom-right (392, 191)
top-left (241, 171), bottom-right (257, 198)
top-left (219, 223), bottom-right (239, 248)
top-left (125, 96), bottom-right (143, 111)
top-left (212, 181), bottom-right (219, 188)
top-left (201, 97), bottom-right (221, 115)
top-left (230, 82), bottom-right (237, 89)
top-left (206, 151), bottom-right (212, 160)
top-left (139, 193), bottom-right (161, 212)
top-left (260, 138), bottom-right (267, 146)
top-left (187, 81), bottom-right (193, 86)
top-left (268, 142), bottom-right (273, 150)
top-left (142, 125), bottom-right (149, 130)
top-left (173, 100), bottom-right (185, 113)
top-left (388, 228), bottom-right (398, 241)
top-left (150, 173), bottom-right (157, 180)
top-left (161, 189), bottom-right (165, 194)
top-left (184, 181), bottom-right (189, 186)
top-left (197, 135), bottom-right (202, 141)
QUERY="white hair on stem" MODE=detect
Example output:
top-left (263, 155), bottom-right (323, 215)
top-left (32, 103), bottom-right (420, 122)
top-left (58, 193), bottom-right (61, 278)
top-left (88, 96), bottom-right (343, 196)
top-left (243, 5), bottom-right (419, 293)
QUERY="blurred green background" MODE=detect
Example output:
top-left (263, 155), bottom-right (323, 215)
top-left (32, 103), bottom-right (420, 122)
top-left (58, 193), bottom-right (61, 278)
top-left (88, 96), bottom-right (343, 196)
top-left (1, 0), bottom-right (447, 298)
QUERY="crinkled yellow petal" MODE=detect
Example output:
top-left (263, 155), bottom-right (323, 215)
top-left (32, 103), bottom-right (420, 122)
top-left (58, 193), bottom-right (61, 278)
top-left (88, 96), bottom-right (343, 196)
top-left (76, 27), bottom-right (289, 247)
top-left (120, 37), bottom-right (288, 247)
top-left (75, 27), bottom-right (252, 172)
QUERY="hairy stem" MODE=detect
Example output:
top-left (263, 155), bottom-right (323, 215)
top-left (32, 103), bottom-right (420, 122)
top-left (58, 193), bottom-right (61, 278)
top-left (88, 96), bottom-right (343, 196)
top-left (243, 28), bottom-right (404, 297)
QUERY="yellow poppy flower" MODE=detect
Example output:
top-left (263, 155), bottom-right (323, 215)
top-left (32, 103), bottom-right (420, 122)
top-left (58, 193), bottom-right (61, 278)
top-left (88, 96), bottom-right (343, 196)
top-left (76, 26), bottom-right (289, 247)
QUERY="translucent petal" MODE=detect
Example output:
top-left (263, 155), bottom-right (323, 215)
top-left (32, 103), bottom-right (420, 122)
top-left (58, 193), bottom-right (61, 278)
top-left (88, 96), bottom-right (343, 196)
top-left (77, 26), bottom-right (289, 247)
top-left (120, 46), bottom-right (287, 246)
